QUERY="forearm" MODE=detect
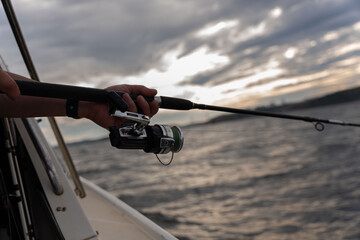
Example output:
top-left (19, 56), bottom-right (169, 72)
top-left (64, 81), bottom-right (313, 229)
top-left (0, 95), bottom-right (67, 118)
top-left (0, 71), bottom-right (90, 119)
top-left (0, 71), bottom-right (158, 129)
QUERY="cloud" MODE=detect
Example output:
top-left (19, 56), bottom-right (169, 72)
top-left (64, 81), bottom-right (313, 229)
top-left (173, 0), bottom-right (360, 109)
top-left (0, 1), bottom-right (296, 82)
top-left (1, 0), bottom-right (360, 137)
top-left (3, 0), bottom-right (238, 84)
top-left (185, 0), bottom-right (359, 82)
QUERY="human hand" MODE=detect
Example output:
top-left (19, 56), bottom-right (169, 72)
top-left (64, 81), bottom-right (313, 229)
top-left (0, 70), bottom-right (21, 100)
top-left (79, 84), bottom-right (159, 129)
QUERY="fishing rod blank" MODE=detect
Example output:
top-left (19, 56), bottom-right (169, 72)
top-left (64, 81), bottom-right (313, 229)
top-left (157, 96), bottom-right (360, 130)
top-left (3, 80), bottom-right (360, 130)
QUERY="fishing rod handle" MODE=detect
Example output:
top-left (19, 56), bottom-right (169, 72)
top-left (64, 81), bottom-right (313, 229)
top-left (13, 79), bottom-right (155, 102)
top-left (14, 80), bottom-right (195, 110)
top-left (3, 80), bottom-right (195, 111)
top-left (14, 79), bottom-right (109, 102)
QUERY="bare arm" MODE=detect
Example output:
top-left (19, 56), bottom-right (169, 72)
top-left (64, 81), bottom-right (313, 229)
top-left (0, 94), bottom-right (66, 118)
top-left (0, 70), bottom-right (159, 129)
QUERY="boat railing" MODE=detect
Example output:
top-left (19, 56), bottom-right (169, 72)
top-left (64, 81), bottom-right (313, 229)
top-left (2, 0), bottom-right (86, 198)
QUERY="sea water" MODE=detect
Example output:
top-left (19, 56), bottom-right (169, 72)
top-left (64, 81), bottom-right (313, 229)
top-left (68, 100), bottom-right (360, 240)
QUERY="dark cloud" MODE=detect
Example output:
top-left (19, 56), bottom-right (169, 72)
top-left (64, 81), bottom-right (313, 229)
top-left (0, 0), bottom-right (292, 83)
top-left (3, 0), bottom-right (235, 83)
top-left (183, 0), bottom-right (360, 89)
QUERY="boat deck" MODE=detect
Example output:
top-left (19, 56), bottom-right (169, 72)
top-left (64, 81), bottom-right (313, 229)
top-left (79, 178), bottom-right (177, 240)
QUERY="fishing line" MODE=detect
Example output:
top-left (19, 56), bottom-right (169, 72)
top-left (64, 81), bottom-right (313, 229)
top-left (155, 152), bottom-right (174, 166)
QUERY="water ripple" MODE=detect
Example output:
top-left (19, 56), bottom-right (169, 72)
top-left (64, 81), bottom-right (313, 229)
top-left (70, 101), bottom-right (360, 240)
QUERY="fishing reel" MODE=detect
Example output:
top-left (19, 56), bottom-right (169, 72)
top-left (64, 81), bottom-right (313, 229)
top-left (109, 110), bottom-right (184, 164)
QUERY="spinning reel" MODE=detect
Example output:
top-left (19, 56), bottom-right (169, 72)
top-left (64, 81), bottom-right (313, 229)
top-left (108, 109), bottom-right (184, 164)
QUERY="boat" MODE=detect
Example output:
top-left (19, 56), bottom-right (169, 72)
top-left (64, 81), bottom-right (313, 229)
top-left (0, 1), bottom-right (178, 239)
top-left (0, 114), bottom-right (178, 240)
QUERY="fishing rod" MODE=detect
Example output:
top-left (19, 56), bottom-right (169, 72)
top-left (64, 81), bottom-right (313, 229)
top-left (9, 79), bottom-right (360, 131)
top-left (2, 79), bottom-right (360, 164)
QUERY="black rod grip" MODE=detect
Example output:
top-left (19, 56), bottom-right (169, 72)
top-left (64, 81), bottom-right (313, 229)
top-left (15, 80), bottom-right (109, 102)
top-left (159, 96), bottom-right (194, 110)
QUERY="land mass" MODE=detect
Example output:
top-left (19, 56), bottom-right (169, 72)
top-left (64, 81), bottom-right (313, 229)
top-left (205, 86), bottom-right (360, 125)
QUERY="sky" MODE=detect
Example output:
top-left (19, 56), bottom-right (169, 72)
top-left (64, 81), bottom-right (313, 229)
top-left (1, 0), bottom-right (360, 143)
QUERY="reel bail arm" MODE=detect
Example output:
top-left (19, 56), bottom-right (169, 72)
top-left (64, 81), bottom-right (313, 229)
top-left (111, 110), bottom-right (150, 135)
